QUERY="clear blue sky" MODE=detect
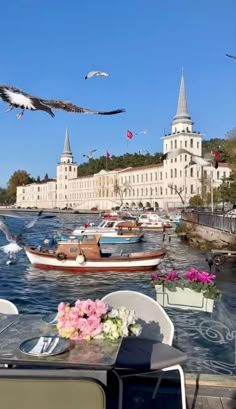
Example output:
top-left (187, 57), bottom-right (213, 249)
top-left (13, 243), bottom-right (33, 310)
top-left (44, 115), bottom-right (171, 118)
top-left (0, 0), bottom-right (235, 187)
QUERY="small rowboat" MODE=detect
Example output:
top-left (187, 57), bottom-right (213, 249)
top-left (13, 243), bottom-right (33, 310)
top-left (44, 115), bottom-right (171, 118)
top-left (24, 234), bottom-right (166, 273)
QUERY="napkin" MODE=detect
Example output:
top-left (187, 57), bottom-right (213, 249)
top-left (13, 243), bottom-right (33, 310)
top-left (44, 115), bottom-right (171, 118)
top-left (30, 337), bottom-right (47, 354)
top-left (46, 336), bottom-right (60, 354)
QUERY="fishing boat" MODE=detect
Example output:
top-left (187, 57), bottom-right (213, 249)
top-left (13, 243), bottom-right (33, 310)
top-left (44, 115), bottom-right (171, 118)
top-left (24, 234), bottom-right (166, 272)
top-left (137, 213), bottom-right (165, 231)
top-left (56, 221), bottom-right (144, 244)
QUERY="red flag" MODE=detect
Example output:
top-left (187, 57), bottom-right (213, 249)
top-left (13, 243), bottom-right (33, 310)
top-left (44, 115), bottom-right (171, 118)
top-left (127, 130), bottom-right (133, 139)
top-left (106, 151), bottom-right (110, 159)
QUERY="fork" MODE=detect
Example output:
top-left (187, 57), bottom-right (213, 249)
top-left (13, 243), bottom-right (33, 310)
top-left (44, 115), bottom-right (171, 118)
top-left (40, 337), bottom-right (50, 354)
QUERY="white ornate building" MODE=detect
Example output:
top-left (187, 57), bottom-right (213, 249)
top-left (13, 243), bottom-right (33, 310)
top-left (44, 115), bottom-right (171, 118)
top-left (16, 72), bottom-right (231, 211)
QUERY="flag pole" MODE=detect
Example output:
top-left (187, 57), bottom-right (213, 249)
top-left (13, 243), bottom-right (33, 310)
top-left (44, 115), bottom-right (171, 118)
top-left (106, 156), bottom-right (108, 171)
top-left (126, 138), bottom-right (128, 153)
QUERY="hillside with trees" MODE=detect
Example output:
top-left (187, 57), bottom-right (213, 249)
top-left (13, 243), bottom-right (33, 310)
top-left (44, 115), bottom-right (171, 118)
top-left (1, 128), bottom-right (235, 205)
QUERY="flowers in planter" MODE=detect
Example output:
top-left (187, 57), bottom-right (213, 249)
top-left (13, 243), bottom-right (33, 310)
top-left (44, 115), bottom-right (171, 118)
top-left (56, 299), bottom-right (142, 341)
top-left (151, 268), bottom-right (222, 300)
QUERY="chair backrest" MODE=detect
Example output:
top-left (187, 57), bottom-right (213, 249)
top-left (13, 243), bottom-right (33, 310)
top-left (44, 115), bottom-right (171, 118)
top-left (0, 371), bottom-right (106, 409)
top-left (102, 290), bottom-right (174, 345)
top-left (0, 299), bottom-right (18, 314)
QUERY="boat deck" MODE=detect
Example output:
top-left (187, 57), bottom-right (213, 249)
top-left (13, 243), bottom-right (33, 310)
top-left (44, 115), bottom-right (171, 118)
top-left (108, 373), bottom-right (236, 408)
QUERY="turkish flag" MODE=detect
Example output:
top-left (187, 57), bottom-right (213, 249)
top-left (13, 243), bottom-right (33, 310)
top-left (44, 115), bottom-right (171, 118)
top-left (127, 130), bottom-right (133, 139)
top-left (106, 151), bottom-right (111, 159)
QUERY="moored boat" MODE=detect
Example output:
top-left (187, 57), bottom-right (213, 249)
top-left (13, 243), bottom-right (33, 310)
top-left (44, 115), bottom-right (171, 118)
top-left (24, 234), bottom-right (166, 272)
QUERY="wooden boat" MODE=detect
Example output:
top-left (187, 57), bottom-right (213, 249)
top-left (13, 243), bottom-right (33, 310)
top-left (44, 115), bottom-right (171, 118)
top-left (24, 234), bottom-right (166, 272)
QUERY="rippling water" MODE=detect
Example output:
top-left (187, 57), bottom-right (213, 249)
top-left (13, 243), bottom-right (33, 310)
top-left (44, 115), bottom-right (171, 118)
top-left (0, 213), bottom-right (236, 375)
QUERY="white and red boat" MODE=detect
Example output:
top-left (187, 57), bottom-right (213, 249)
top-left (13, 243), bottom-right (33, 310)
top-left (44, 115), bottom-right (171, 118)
top-left (24, 234), bottom-right (166, 273)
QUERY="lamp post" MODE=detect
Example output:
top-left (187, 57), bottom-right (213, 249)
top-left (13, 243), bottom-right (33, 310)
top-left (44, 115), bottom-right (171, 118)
top-left (210, 164), bottom-right (214, 213)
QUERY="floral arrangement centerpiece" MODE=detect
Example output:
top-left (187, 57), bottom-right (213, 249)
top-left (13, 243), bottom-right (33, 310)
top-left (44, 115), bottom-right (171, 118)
top-left (56, 299), bottom-right (142, 341)
top-left (151, 269), bottom-right (222, 312)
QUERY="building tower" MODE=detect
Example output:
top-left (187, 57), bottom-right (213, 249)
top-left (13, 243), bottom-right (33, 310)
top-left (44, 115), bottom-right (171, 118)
top-left (56, 128), bottom-right (78, 208)
top-left (161, 70), bottom-right (203, 208)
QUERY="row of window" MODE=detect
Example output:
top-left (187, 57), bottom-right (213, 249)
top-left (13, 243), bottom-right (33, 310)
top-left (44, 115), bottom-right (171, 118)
top-left (165, 138), bottom-right (200, 152)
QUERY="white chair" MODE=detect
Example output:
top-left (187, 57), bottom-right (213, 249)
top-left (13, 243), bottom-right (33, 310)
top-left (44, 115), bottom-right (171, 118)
top-left (102, 290), bottom-right (187, 409)
top-left (0, 299), bottom-right (18, 314)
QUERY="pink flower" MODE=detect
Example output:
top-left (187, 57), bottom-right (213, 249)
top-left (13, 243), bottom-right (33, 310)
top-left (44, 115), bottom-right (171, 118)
top-left (94, 300), bottom-right (108, 317)
top-left (79, 299), bottom-right (97, 317)
top-left (164, 270), bottom-right (180, 281)
top-left (150, 272), bottom-right (159, 280)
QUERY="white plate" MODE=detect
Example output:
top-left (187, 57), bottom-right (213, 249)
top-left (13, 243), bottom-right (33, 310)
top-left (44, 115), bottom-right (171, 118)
top-left (19, 336), bottom-right (69, 357)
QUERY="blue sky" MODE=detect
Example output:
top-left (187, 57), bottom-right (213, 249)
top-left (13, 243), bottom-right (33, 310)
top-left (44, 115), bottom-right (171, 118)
top-left (0, 0), bottom-right (235, 187)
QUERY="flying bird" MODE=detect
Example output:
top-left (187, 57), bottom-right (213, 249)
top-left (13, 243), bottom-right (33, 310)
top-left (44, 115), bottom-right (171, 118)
top-left (136, 129), bottom-right (150, 135)
top-left (0, 220), bottom-right (22, 258)
top-left (225, 54), bottom-right (236, 60)
top-left (162, 148), bottom-right (220, 169)
top-left (85, 71), bottom-right (110, 80)
top-left (83, 149), bottom-right (97, 159)
top-left (0, 211), bottom-right (50, 259)
top-left (0, 84), bottom-right (125, 119)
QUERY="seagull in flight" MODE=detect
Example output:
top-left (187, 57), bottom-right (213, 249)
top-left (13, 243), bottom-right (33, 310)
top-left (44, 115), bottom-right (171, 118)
top-left (136, 129), bottom-right (150, 135)
top-left (85, 71), bottom-right (110, 80)
top-left (0, 211), bottom-right (51, 259)
top-left (0, 84), bottom-right (125, 119)
top-left (83, 149), bottom-right (97, 160)
top-left (162, 148), bottom-right (220, 169)
top-left (225, 54), bottom-right (236, 60)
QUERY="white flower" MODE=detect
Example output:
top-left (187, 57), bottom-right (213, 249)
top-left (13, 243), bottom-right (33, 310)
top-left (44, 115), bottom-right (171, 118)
top-left (129, 323), bottom-right (142, 336)
top-left (107, 308), bottom-right (119, 318)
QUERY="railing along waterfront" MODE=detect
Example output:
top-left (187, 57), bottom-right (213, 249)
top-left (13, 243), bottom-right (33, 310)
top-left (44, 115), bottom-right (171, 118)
top-left (181, 211), bottom-right (236, 234)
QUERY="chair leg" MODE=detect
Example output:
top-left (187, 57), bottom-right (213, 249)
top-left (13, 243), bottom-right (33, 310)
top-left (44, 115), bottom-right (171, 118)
top-left (159, 365), bottom-right (186, 409)
top-left (151, 373), bottom-right (163, 399)
top-left (112, 369), bottom-right (124, 409)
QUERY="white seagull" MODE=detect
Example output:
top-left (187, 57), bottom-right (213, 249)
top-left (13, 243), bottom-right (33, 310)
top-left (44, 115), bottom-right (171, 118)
top-left (85, 71), bottom-right (110, 80)
top-left (0, 211), bottom-right (48, 258)
top-left (136, 129), bottom-right (150, 135)
top-left (162, 148), bottom-right (219, 169)
top-left (0, 84), bottom-right (125, 119)
top-left (83, 149), bottom-right (97, 160)
top-left (0, 220), bottom-right (22, 257)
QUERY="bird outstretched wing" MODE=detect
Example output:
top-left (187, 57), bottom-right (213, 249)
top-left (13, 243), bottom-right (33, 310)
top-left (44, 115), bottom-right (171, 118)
top-left (0, 221), bottom-right (16, 242)
top-left (225, 54), bottom-right (236, 60)
top-left (42, 99), bottom-right (125, 115)
top-left (85, 71), bottom-right (110, 80)
top-left (161, 148), bottom-right (192, 161)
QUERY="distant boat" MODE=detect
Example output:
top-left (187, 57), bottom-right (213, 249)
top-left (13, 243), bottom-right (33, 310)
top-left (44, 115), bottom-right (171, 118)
top-left (24, 234), bottom-right (166, 272)
top-left (56, 220), bottom-right (144, 244)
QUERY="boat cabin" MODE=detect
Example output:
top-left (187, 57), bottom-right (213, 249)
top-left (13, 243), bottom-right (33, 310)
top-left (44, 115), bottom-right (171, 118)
top-left (56, 234), bottom-right (102, 260)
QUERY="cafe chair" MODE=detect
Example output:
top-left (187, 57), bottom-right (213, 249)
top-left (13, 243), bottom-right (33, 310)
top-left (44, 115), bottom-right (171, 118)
top-left (0, 369), bottom-right (106, 409)
top-left (0, 299), bottom-right (18, 314)
top-left (102, 290), bottom-right (187, 409)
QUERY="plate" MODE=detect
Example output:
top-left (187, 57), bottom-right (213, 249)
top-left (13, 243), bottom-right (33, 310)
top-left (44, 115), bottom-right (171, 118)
top-left (42, 313), bottom-right (58, 325)
top-left (19, 336), bottom-right (69, 357)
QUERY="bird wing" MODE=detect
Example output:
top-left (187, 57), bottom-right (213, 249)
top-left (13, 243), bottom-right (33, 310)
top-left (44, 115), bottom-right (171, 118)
top-left (162, 148), bottom-right (192, 160)
top-left (42, 99), bottom-right (125, 115)
top-left (225, 54), bottom-right (236, 60)
top-left (85, 71), bottom-right (109, 79)
top-left (25, 211), bottom-right (43, 229)
top-left (0, 86), bottom-right (36, 110)
top-left (0, 221), bottom-right (15, 242)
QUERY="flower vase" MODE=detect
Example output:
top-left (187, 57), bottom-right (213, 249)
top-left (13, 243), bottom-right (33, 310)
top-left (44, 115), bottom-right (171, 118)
top-left (154, 285), bottom-right (214, 312)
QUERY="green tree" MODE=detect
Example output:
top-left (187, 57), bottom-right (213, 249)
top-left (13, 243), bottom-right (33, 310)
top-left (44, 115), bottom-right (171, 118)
top-left (7, 170), bottom-right (35, 202)
top-left (189, 195), bottom-right (204, 207)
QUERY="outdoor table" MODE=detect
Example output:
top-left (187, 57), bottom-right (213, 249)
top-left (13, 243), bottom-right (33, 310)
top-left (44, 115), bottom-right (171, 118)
top-left (0, 314), bottom-right (122, 385)
top-left (0, 314), bottom-right (20, 334)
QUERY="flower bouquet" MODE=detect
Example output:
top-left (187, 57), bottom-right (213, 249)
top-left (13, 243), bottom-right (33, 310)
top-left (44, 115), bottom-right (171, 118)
top-left (151, 268), bottom-right (222, 312)
top-left (56, 299), bottom-right (142, 341)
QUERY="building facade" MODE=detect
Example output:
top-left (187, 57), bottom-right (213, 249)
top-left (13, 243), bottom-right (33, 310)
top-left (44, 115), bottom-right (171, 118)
top-left (16, 72), bottom-right (231, 211)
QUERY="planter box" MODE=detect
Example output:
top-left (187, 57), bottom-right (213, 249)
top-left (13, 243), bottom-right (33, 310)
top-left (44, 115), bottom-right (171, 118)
top-left (154, 285), bottom-right (214, 312)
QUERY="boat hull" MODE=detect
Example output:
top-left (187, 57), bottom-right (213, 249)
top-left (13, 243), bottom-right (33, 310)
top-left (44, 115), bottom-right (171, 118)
top-left (25, 248), bottom-right (164, 273)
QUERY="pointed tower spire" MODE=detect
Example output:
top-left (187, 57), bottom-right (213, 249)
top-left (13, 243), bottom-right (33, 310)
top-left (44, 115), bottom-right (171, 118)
top-left (61, 128), bottom-right (74, 163)
top-left (172, 70), bottom-right (193, 133)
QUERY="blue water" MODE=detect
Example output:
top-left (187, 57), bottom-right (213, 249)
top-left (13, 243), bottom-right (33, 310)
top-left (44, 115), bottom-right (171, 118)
top-left (0, 212), bottom-right (236, 375)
